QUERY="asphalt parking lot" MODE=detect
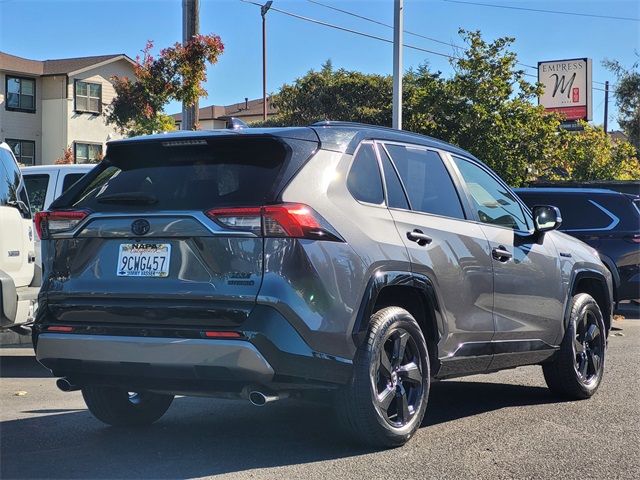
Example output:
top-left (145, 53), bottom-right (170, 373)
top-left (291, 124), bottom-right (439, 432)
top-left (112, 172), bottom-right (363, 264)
top-left (1, 318), bottom-right (638, 480)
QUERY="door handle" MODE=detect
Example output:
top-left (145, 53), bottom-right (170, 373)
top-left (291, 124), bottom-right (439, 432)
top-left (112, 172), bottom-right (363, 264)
top-left (492, 246), bottom-right (512, 262)
top-left (407, 229), bottom-right (432, 246)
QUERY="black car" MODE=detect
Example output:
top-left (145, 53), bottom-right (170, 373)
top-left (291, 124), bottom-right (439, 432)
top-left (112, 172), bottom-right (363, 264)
top-left (516, 188), bottom-right (640, 304)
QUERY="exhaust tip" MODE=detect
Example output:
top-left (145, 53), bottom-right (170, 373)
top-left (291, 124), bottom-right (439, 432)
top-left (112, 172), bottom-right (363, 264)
top-left (249, 391), bottom-right (268, 407)
top-left (56, 378), bottom-right (80, 392)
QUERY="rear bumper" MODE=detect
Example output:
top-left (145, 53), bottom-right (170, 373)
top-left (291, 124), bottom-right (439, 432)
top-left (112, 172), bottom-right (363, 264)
top-left (36, 333), bottom-right (275, 384)
top-left (33, 305), bottom-right (353, 391)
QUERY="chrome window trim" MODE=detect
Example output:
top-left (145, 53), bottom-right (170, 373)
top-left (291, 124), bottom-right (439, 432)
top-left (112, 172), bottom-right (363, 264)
top-left (563, 200), bottom-right (620, 232)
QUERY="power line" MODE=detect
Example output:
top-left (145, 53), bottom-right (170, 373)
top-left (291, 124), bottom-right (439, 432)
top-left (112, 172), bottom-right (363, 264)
top-left (240, 0), bottom-right (457, 60)
top-left (306, 0), bottom-right (458, 49)
top-left (441, 0), bottom-right (640, 23)
top-left (305, 0), bottom-right (612, 87)
top-left (240, 0), bottom-right (616, 94)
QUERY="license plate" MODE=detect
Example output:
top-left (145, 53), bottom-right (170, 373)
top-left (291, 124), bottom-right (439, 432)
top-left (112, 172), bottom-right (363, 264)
top-left (117, 243), bottom-right (171, 277)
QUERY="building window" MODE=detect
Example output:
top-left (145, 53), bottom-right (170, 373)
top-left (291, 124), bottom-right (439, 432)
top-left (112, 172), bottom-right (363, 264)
top-left (5, 76), bottom-right (36, 112)
top-left (75, 81), bottom-right (102, 113)
top-left (74, 142), bottom-right (102, 164)
top-left (6, 139), bottom-right (36, 165)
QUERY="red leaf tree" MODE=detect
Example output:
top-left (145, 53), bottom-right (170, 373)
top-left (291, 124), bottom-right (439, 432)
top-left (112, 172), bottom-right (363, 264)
top-left (107, 35), bottom-right (224, 136)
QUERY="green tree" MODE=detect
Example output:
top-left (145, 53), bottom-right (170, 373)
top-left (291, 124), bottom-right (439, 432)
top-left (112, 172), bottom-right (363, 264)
top-left (107, 35), bottom-right (224, 136)
top-left (553, 123), bottom-right (639, 181)
top-left (261, 60), bottom-right (392, 126)
top-left (263, 30), bottom-right (637, 185)
top-left (604, 57), bottom-right (640, 150)
top-left (404, 30), bottom-right (562, 186)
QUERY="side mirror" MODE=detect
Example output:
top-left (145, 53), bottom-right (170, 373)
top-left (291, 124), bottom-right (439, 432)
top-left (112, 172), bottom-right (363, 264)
top-left (532, 205), bottom-right (562, 233)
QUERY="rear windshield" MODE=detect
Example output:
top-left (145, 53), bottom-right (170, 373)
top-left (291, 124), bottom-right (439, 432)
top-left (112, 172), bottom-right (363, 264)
top-left (65, 137), bottom-right (296, 212)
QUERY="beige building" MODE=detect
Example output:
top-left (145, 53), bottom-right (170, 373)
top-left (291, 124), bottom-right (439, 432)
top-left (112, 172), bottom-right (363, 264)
top-left (172, 97), bottom-right (278, 129)
top-left (0, 51), bottom-right (135, 165)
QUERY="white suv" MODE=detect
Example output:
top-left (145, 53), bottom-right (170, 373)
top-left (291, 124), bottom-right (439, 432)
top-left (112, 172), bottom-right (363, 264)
top-left (0, 142), bottom-right (39, 333)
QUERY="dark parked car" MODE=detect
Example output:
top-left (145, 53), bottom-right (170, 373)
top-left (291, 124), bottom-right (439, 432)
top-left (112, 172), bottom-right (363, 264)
top-left (33, 123), bottom-right (612, 447)
top-left (516, 188), bottom-right (639, 304)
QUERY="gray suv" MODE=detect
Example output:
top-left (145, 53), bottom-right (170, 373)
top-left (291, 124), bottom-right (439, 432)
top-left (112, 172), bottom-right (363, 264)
top-left (33, 122), bottom-right (612, 447)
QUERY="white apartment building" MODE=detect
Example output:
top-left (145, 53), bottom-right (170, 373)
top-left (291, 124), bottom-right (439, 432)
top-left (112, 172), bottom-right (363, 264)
top-left (0, 51), bottom-right (135, 165)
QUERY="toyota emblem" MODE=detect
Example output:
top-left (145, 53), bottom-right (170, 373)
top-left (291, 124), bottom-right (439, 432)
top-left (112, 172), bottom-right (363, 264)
top-left (131, 219), bottom-right (151, 236)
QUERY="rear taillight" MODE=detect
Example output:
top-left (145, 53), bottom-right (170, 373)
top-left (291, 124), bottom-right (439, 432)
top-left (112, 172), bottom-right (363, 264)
top-left (34, 210), bottom-right (89, 239)
top-left (206, 203), bottom-right (342, 241)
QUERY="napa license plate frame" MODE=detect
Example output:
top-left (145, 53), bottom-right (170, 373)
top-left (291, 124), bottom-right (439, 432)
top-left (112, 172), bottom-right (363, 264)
top-left (116, 243), bottom-right (171, 277)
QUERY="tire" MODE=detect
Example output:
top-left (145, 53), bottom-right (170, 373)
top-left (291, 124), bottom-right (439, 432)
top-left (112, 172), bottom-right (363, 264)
top-left (82, 386), bottom-right (174, 427)
top-left (336, 307), bottom-right (430, 448)
top-left (542, 293), bottom-right (607, 400)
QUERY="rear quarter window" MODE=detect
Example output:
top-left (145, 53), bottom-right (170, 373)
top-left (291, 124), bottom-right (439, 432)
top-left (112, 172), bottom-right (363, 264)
top-left (347, 143), bottom-right (384, 204)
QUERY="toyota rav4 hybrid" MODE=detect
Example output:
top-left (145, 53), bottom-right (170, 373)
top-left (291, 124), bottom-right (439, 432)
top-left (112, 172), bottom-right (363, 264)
top-left (32, 122), bottom-right (613, 447)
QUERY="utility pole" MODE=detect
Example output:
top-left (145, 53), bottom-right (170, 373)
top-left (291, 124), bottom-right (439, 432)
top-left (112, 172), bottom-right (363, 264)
top-left (603, 80), bottom-right (609, 134)
top-left (182, 0), bottom-right (200, 130)
top-left (261, 1), bottom-right (273, 121)
top-left (392, 0), bottom-right (403, 130)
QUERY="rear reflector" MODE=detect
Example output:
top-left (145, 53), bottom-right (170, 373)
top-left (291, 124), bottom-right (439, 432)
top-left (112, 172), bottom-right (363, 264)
top-left (35, 210), bottom-right (89, 239)
top-left (203, 331), bottom-right (243, 339)
top-left (46, 326), bottom-right (74, 332)
top-left (206, 203), bottom-right (342, 241)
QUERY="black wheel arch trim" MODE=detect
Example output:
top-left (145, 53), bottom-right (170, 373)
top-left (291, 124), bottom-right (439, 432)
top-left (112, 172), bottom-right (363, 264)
top-left (351, 270), bottom-right (445, 351)
top-left (594, 254), bottom-right (620, 301)
top-left (566, 268), bottom-right (613, 332)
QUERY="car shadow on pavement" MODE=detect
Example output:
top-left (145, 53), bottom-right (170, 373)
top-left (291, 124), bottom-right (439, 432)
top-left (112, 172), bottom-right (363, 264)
top-left (1, 374), bottom-right (562, 479)
top-left (0, 354), bottom-right (49, 379)
top-left (424, 380), bottom-right (560, 426)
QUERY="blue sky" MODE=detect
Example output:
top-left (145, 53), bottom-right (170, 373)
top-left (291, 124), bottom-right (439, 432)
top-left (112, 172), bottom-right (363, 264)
top-left (1, 0), bottom-right (638, 130)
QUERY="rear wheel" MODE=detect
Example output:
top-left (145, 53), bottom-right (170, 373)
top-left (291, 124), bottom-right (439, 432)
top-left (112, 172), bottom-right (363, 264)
top-left (82, 385), bottom-right (174, 426)
top-left (543, 293), bottom-right (607, 399)
top-left (336, 307), bottom-right (430, 448)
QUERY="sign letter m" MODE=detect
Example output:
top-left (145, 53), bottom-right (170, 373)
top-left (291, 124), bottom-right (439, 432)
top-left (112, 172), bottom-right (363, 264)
top-left (550, 72), bottom-right (577, 99)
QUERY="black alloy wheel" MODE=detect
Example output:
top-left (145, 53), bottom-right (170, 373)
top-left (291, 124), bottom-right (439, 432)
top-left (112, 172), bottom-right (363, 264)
top-left (373, 328), bottom-right (424, 428)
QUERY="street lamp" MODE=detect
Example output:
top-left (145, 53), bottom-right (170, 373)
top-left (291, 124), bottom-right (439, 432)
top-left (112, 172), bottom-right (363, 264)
top-left (261, 1), bottom-right (273, 121)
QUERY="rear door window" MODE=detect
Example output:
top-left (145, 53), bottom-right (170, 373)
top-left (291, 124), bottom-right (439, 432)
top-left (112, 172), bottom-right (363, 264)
top-left (68, 138), bottom-right (294, 212)
top-left (385, 144), bottom-right (465, 219)
top-left (347, 143), bottom-right (384, 205)
top-left (378, 146), bottom-right (410, 210)
top-left (24, 174), bottom-right (50, 214)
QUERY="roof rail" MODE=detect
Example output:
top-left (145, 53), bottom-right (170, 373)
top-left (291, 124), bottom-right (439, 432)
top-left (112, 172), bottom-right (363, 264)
top-left (310, 120), bottom-right (392, 130)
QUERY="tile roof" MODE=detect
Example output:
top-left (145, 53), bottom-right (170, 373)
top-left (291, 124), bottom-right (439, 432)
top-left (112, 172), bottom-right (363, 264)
top-left (0, 51), bottom-right (133, 76)
top-left (172, 97), bottom-right (277, 121)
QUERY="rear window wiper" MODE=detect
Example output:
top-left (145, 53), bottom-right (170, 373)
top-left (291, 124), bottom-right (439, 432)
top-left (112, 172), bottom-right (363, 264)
top-left (96, 192), bottom-right (158, 205)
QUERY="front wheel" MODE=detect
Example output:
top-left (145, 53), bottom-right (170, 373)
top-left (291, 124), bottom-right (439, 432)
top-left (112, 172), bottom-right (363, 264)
top-left (542, 293), bottom-right (607, 399)
top-left (82, 385), bottom-right (174, 427)
top-left (336, 307), bottom-right (430, 448)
